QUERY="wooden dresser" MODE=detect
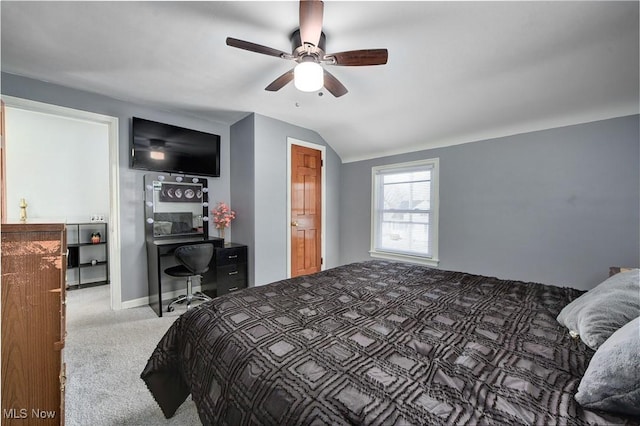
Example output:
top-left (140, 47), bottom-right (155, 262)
top-left (1, 222), bottom-right (66, 425)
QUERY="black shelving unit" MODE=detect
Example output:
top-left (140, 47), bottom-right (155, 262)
top-left (66, 222), bottom-right (109, 289)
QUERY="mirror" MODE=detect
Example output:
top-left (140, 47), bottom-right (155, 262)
top-left (143, 173), bottom-right (209, 239)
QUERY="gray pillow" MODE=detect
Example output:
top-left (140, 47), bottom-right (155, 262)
top-left (575, 316), bottom-right (640, 416)
top-left (556, 269), bottom-right (639, 350)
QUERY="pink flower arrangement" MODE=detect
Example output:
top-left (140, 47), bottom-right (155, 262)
top-left (212, 202), bottom-right (236, 229)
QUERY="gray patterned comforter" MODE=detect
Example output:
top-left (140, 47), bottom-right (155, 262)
top-left (141, 260), bottom-right (637, 425)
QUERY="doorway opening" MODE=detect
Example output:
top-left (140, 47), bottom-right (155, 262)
top-left (2, 95), bottom-right (122, 309)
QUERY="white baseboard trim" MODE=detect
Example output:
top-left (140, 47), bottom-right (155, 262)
top-left (120, 285), bottom-right (202, 310)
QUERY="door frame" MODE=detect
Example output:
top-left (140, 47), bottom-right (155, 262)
top-left (1, 95), bottom-right (123, 310)
top-left (286, 137), bottom-right (326, 278)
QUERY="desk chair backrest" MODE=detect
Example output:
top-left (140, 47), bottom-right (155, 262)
top-left (174, 243), bottom-right (214, 275)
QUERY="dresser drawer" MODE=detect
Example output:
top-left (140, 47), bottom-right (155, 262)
top-left (216, 264), bottom-right (247, 294)
top-left (215, 246), bottom-right (247, 267)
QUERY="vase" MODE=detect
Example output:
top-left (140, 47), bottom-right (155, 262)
top-left (218, 227), bottom-right (225, 241)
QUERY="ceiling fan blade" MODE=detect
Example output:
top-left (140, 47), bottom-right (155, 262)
top-left (226, 37), bottom-right (290, 59)
top-left (299, 0), bottom-right (324, 47)
top-left (327, 49), bottom-right (388, 66)
top-left (265, 69), bottom-right (295, 92)
top-left (323, 69), bottom-right (348, 97)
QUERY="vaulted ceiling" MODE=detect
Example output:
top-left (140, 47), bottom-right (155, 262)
top-left (2, 1), bottom-right (638, 162)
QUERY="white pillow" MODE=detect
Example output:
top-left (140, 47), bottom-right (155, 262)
top-left (575, 316), bottom-right (640, 416)
top-left (556, 269), bottom-right (640, 350)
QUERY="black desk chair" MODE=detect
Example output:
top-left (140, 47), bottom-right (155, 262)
top-left (165, 243), bottom-right (214, 312)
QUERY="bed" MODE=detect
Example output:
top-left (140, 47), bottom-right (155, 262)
top-left (141, 260), bottom-right (639, 425)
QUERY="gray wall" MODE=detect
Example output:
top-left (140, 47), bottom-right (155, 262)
top-left (1, 72), bottom-right (342, 302)
top-left (231, 113), bottom-right (342, 286)
top-left (5, 72), bottom-right (637, 298)
top-left (340, 115), bottom-right (640, 290)
top-left (230, 114), bottom-right (256, 283)
top-left (1, 72), bottom-right (231, 302)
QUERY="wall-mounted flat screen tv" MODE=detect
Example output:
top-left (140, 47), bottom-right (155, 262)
top-left (130, 117), bottom-right (221, 177)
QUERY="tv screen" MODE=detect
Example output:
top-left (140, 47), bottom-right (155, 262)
top-left (130, 117), bottom-right (221, 177)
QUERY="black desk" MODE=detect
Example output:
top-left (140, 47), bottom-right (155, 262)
top-left (146, 237), bottom-right (224, 317)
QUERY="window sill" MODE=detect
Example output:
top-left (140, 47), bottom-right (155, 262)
top-left (369, 250), bottom-right (439, 267)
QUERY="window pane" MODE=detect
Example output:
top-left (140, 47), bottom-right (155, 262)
top-left (382, 180), bottom-right (431, 211)
top-left (382, 212), bottom-right (429, 224)
top-left (383, 170), bottom-right (430, 184)
top-left (379, 220), bottom-right (430, 255)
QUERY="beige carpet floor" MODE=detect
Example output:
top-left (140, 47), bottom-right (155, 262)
top-left (65, 285), bottom-right (201, 425)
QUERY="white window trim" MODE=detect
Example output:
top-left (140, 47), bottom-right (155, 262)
top-left (370, 158), bottom-right (440, 267)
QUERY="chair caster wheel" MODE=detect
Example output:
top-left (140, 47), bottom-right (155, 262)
top-left (167, 306), bottom-right (175, 312)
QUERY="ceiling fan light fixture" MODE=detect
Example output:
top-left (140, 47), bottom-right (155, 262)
top-left (294, 61), bottom-right (323, 92)
top-left (226, 0), bottom-right (387, 97)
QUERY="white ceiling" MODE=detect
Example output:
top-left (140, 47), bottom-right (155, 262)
top-left (1, 1), bottom-right (638, 162)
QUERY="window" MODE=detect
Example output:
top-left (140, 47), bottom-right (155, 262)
top-left (370, 158), bottom-right (439, 266)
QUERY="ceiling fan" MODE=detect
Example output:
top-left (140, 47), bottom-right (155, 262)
top-left (226, 0), bottom-right (388, 97)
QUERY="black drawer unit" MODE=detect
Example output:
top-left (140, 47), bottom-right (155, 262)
top-left (216, 245), bottom-right (248, 267)
top-left (215, 243), bottom-right (248, 296)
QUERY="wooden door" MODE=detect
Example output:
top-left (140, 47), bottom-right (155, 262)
top-left (290, 144), bottom-right (322, 277)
